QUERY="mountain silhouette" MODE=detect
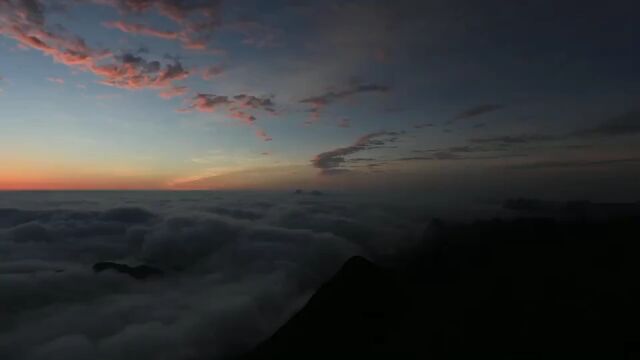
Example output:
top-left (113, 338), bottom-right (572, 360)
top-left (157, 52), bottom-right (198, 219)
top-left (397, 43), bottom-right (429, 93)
top-left (241, 215), bottom-right (640, 359)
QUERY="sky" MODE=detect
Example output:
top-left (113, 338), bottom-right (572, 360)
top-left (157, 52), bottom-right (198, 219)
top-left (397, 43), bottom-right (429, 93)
top-left (0, 0), bottom-right (639, 197)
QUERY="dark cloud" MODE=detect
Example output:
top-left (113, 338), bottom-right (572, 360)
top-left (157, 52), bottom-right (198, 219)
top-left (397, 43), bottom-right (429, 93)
top-left (205, 206), bottom-right (262, 221)
top-left (311, 131), bottom-right (401, 175)
top-left (100, 207), bottom-right (155, 224)
top-left (338, 118), bottom-right (351, 128)
top-left (182, 93), bottom-right (275, 141)
top-left (507, 157), bottom-right (640, 170)
top-left (470, 134), bottom-right (559, 145)
top-left (224, 19), bottom-right (283, 48)
top-left (300, 83), bottom-right (390, 121)
top-left (470, 111), bottom-right (640, 147)
top-left (413, 123), bottom-right (434, 129)
top-left (185, 93), bottom-right (275, 116)
top-left (8, 222), bottom-right (52, 243)
top-left (232, 94), bottom-right (276, 113)
top-left (201, 64), bottom-right (224, 80)
top-left (301, 85), bottom-right (390, 106)
top-left (452, 104), bottom-right (504, 122)
top-left (573, 111), bottom-right (640, 138)
top-left (396, 152), bottom-right (526, 162)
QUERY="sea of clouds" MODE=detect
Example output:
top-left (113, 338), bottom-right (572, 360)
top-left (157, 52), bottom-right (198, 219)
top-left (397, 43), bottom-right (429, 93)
top-left (0, 191), bottom-right (433, 360)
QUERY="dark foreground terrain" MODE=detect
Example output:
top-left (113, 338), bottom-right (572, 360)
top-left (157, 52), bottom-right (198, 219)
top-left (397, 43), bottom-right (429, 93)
top-left (241, 201), bottom-right (640, 359)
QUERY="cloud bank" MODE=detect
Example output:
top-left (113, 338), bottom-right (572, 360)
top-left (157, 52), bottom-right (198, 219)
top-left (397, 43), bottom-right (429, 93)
top-left (0, 191), bottom-right (426, 360)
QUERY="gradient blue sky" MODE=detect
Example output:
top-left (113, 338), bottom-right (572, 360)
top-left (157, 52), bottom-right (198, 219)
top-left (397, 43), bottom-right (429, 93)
top-left (0, 0), bottom-right (639, 197)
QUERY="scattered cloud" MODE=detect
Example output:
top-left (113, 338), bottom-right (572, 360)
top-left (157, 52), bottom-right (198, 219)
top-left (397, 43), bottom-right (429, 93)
top-left (93, 53), bottom-right (189, 90)
top-left (201, 65), bottom-right (224, 80)
top-left (183, 93), bottom-right (275, 116)
top-left (182, 93), bottom-right (276, 141)
top-left (0, 2), bottom-right (191, 96)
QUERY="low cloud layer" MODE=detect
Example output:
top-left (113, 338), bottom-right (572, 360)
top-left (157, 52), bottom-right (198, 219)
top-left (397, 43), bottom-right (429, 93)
top-left (0, 192), bottom-right (426, 360)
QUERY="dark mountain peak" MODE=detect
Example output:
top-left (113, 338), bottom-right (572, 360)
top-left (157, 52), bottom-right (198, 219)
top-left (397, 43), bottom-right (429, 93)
top-left (241, 255), bottom-right (402, 359)
top-left (337, 255), bottom-right (377, 277)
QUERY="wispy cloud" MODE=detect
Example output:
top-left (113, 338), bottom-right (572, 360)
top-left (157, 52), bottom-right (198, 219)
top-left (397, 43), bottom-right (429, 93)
top-left (311, 131), bottom-right (401, 175)
top-left (159, 86), bottom-right (188, 99)
top-left (300, 83), bottom-right (390, 122)
top-left (182, 93), bottom-right (276, 141)
top-left (451, 104), bottom-right (504, 122)
top-left (507, 157), bottom-right (640, 170)
top-left (96, 0), bottom-right (223, 51)
top-left (201, 65), bottom-right (224, 80)
top-left (338, 118), bottom-right (351, 128)
top-left (103, 20), bottom-right (180, 40)
top-left (46, 77), bottom-right (64, 84)
top-left (469, 111), bottom-right (640, 146)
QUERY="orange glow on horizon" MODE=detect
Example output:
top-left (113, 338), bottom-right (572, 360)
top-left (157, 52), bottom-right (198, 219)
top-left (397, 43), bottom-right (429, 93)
top-left (0, 173), bottom-right (171, 190)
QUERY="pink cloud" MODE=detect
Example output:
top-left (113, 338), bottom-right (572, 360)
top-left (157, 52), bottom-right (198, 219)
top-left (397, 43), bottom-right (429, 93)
top-left (0, 1), bottom-right (188, 95)
top-left (96, 0), bottom-right (223, 51)
top-left (256, 129), bottom-right (273, 142)
top-left (186, 94), bottom-right (232, 113)
top-left (159, 86), bottom-right (189, 99)
top-left (229, 111), bottom-right (257, 126)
